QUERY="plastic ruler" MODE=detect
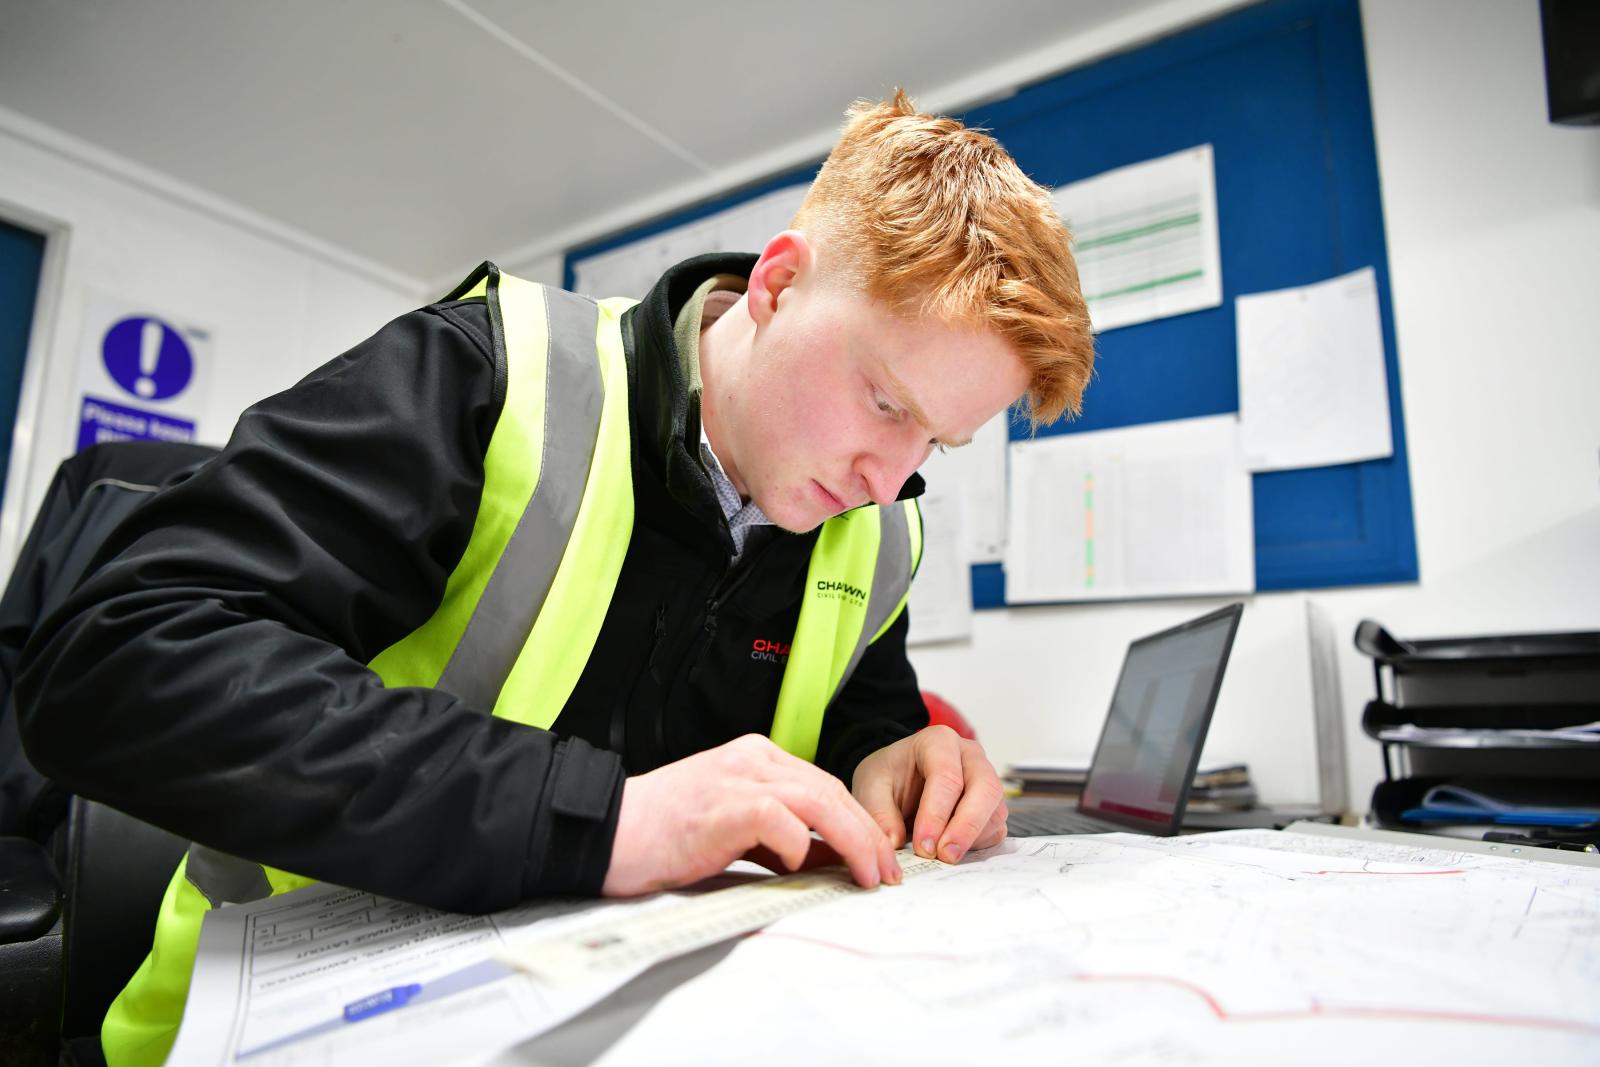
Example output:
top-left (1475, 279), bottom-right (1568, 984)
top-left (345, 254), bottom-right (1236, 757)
top-left (499, 852), bottom-right (942, 984)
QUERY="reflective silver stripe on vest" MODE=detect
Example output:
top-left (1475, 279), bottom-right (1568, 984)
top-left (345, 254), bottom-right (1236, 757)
top-left (436, 289), bottom-right (604, 709)
top-left (185, 844), bottom-right (273, 909)
top-left (829, 503), bottom-right (912, 708)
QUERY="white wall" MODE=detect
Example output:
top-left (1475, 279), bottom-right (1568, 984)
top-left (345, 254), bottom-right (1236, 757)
top-left (1, 1), bottom-right (1592, 819)
top-left (0, 113), bottom-right (425, 572)
top-left (910, 0), bottom-right (1600, 815)
top-left (501, 251), bottom-right (566, 291)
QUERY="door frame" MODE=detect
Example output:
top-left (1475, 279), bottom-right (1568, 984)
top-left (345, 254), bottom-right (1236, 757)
top-left (0, 196), bottom-right (72, 580)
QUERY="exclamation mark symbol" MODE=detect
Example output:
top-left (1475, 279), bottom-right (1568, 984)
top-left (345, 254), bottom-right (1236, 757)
top-left (136, 319), bottom-right (162, 398)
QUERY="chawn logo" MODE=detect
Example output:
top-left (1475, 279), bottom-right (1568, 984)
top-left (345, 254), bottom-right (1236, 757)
top-left (814, 578), bottom-right (866, 607)
top-left (751, 637), bottom-right (791, 665)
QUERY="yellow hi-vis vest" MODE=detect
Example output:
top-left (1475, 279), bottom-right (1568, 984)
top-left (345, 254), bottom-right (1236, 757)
top-left (102, 266), bottom-right (922, 1066)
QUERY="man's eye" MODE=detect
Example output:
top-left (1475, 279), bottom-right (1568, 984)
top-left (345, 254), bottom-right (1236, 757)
top-left (874, 393), bottom-right (901, 418)
top-left (930, 440), bottom-right (948, 455)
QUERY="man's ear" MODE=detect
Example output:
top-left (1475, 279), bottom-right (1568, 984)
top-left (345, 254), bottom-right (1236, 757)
top-left (746, 230), bottom-right (814, 328)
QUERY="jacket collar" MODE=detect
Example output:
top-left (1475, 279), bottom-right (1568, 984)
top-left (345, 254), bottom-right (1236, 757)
top-left (625, 253), bottom-right (752, 544)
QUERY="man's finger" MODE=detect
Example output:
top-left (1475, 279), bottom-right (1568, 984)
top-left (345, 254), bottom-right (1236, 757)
top-left (770, 777), bottom-right (895, 888)
top-left (743, 838), bottom-right (843, 876)
top-left (908, 728), bottom-right (966, 860)
top-left (972, 798), bottom-right (1008, 851)
top-left (744, 794), bottom-right (815, 873)
top-left (811, 771), bottom-right (903, 887)
top-left (853, 770), bottom-right (909, 849)
top-left (934, 741), bottom-right (1006, 863)
top-left (745, 737), bottom-right (899, 885)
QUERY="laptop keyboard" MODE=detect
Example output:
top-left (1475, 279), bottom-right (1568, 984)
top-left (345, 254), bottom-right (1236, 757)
top-left (1005, 808), bottom-right (1114, 837)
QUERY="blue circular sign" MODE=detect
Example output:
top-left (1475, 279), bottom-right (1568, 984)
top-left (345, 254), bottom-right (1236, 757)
top-left (102, 316), bottom-right (194, 401)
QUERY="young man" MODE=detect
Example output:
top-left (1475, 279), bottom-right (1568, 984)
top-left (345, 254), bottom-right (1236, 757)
top-left (18, 91), bottom-right (1092, 1065)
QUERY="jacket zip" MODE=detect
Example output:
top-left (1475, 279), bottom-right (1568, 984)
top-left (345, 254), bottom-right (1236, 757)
top-left (703, 552), bottom-right (761, 633)
top-left (641, 552), bottom-right (763, 762)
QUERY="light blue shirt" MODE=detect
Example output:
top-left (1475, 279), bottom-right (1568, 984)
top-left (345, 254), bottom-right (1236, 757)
top-left (699, 427), bottom-right (772, 562)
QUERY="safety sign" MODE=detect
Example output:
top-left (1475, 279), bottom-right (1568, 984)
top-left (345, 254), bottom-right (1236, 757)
top-left (74, 292), bottom-right (210, 452)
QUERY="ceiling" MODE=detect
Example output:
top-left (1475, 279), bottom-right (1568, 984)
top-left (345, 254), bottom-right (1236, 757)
top-left (0, 0), bottom-right (1221, 292)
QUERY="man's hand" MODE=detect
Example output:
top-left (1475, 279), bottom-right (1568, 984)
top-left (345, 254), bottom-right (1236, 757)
top-left (601, 734), bottom-right (902, 897)
top-left (852, 725), bottom-right (1008, 864)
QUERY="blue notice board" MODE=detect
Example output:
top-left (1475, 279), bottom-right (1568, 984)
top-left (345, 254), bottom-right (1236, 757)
top-left (566, 0), bottom-right (1417, 607)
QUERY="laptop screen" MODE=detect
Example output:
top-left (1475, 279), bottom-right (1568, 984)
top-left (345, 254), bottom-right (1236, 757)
top-left (1077, 604), bottom-right (1243, 834)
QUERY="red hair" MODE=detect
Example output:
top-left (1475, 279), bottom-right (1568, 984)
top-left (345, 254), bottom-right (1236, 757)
top-left (794, 90), bottom-right (1094, 426)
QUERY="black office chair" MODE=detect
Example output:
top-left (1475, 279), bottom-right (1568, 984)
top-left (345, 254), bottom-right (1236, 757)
top-left (0, 834), bottom-right (61, 1067)
top-left (0, 800), bottom-right (188, 1067)
top-left (0, 441), bottom-right (217, 1066)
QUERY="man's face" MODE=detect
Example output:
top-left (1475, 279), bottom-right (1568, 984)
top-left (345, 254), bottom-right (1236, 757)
top-left (719, 278), bottom-right (1029, 534)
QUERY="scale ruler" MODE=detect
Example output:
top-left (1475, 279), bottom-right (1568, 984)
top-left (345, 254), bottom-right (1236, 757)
top-left (499, 852), bottom-right (942, 985)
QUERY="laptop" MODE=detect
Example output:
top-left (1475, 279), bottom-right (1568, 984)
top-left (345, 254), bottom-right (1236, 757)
top-left (1172, 597), bottom-right (1346, 830)
top-left (1007, 603), bottom-right (1244, 838)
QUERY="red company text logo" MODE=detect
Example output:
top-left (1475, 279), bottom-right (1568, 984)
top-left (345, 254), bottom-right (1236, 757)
top-left (751, 638), bottom-right (791, 664)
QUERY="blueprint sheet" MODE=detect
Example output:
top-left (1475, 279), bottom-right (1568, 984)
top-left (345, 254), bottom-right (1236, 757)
top-left (593, 830), bottom-right (1600, 1065)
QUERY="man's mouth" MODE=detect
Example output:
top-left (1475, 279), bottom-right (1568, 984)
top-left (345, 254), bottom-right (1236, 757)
top-left (813, 480), bottom-right (846, 512)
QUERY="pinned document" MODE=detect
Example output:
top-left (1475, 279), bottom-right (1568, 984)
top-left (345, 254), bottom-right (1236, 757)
top-left (1052, 145), bottom-right (1223, 333)
top-left (1235, 266), bottom-right (1394, 472)
top-left (905, 484), bottom-right (974, 646)
top-left (917, 410), bottom-right (1010, 563)
top-left (1005, 414), bottom-right (1254, 603)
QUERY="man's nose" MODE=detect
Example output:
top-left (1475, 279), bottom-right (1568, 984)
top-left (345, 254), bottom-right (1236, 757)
top-left (858, 437), bottom-right (931, 507)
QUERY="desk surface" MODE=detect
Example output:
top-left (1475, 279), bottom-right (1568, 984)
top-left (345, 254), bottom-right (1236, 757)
top-left (1289, 819), bottom-right (1600, 868)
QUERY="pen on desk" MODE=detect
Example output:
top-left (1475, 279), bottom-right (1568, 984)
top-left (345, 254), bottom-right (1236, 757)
top-left (237, 961), bottom-right (517, 1060)
top-left (344, 983), bottom-right (423, 1022)
top-left (1481, 831), bottom-right (1600, 854)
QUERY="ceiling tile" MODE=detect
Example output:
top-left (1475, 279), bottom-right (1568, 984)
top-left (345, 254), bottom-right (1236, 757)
top-left (464, 0), bottom-right (1139, 167)
top-left (0, 0), bottom-right (701, 280)
top-left (0, 0), bottom-right (1184, 281)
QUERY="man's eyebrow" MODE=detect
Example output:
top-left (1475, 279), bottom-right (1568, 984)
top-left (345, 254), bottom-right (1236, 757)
top-left (876, 359), bottom-right (971, 447)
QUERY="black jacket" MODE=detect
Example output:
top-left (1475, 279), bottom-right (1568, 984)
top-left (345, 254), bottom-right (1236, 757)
top-left (0, 441), bottom-right (217, 842)
top-left (16, 256), bottom-right (925, 914)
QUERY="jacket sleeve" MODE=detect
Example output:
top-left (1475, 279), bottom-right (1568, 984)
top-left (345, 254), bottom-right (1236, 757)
top-left (16, 301), bottom-right (622, 913)
top-left (813, 609), bottom-right (928, 784)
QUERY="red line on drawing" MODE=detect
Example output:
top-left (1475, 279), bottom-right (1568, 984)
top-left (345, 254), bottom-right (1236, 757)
top-left (757, 937), bottom-right (1600, 1036)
